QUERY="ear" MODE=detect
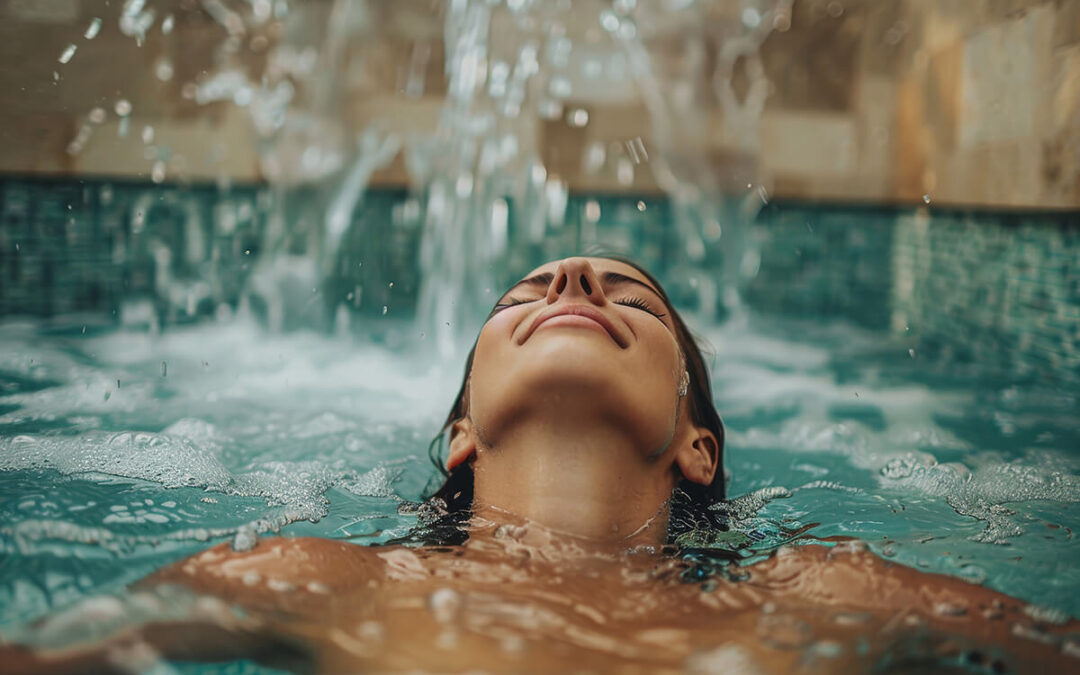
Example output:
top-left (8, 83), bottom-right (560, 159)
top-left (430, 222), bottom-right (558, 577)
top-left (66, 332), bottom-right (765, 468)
top-left (673, 426), bottom-right (720, 486)
top-left (446, 417), bottom-right (478, 471)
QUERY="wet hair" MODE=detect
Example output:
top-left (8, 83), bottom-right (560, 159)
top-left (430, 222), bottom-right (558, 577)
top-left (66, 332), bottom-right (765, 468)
top-left (399, 255), bottom-right (728, 547)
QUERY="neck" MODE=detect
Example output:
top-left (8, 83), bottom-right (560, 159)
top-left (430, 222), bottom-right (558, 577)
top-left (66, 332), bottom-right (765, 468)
top-left (469, 418), bottom-right (677, 549)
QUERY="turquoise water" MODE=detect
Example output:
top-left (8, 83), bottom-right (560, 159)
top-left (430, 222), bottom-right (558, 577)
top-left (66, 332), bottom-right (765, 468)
top-left (2, 307), bottom-right (1078, 643)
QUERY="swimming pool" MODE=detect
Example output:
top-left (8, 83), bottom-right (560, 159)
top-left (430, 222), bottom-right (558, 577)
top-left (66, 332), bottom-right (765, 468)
top-left (1, 188), bottom-right (1078, 670)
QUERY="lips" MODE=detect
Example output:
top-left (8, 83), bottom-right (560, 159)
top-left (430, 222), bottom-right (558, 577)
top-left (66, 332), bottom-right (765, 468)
top-left (520, 304), bottom-right (627, 348)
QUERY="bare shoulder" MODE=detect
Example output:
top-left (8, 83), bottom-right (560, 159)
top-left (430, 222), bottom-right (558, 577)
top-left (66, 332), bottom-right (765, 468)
top-left (143, 536), bottom-right (388, 599)
top-left (747, 540), bottom-right (1079, 630)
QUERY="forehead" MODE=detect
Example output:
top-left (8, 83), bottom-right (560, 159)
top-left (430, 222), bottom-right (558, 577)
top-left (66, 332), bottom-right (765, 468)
top-left (522, 258), bottom-right (658, 291)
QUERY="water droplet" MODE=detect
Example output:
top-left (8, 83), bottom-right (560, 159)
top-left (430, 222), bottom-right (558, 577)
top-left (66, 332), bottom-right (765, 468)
top-left (636, 200), bottom-right (646, 211)
top-left (84, 17), bottom-right (102, 40)
top-left (88, 107), bottom-right (106, 124)
top-left (114, 99), bottom-right (132, 117)
top-left (908, 348), bottom-right (916, 359)
top-left (154, 58), bottom-right (174, 82)
top-left (162, 14), bottom-right (174, 35)
top-left (599, 10), bottom-right (620, 32)
top-left (381, 306), bottom-right (388, 315)
top-left (922, 194), bottom-right (931, 204)
top-left (1011, 622), bottom-right (1058, 645)
top-left (756, 614), bottom-right (812, 649)
top-left (1062, 638), bottom-right (1080, 659)
top-left (151, 160), bottom-right (166, 183)
top-left (388, 282), bottom-right (394, 288)
top-left (267, 578), bottom-right (295, 593)
top-left (567, 108), bottom-right (589, 127)
top-left (428, 588), bottom-right (462, 623)
top-left (141, 125), bottom-right (154, 143)
top-left (58, 44), bottom-right (77, 64)
top-left (934, 602), bottom-right (967, 617)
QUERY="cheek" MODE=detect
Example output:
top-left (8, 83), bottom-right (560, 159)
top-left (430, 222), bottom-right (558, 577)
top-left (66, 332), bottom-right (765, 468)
top-left (469, 312), bottom-right (522, 405)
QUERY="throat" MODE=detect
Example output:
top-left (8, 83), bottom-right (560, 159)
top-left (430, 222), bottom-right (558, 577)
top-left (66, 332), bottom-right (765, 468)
top-left (468, 421), bottom-right (676, 548)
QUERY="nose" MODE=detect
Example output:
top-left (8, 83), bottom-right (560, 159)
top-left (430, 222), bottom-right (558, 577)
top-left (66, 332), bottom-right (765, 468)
top-left (546, 258), bottom-right (606, 306)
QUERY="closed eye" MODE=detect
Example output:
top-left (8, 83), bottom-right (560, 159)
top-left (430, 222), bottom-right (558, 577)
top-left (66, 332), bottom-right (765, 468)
top-left (489, 297), bottom-right (537, 316)
top-left (614, 296), bottom-right (667, 320)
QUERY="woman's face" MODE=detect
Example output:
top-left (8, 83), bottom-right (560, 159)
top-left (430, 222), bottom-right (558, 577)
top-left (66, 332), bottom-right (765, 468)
top-left (465, 257), bottom-right (687, 457)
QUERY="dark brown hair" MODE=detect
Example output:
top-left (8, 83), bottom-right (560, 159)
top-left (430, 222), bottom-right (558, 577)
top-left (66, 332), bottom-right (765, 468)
top-left (411, 255), bottom-right (727, 546)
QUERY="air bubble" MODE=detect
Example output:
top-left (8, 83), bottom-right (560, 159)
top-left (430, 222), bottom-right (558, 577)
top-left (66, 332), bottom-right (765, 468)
top-left (114, 100), bottom-right (132, 117)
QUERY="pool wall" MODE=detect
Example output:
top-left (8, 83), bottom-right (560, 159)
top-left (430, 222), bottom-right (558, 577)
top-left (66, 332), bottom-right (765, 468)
top-left (0, 176), bottom-right (1077, 384)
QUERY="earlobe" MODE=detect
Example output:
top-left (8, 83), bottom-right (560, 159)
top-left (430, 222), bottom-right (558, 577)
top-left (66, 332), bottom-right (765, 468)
top-left (674, 429), bottom-right (719, 486)
top-left (446, 417), bottom-right (478, 470)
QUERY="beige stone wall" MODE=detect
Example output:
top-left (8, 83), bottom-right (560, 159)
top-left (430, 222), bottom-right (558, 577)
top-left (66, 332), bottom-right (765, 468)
top-left (0, 0), bottom-right (1077, 208)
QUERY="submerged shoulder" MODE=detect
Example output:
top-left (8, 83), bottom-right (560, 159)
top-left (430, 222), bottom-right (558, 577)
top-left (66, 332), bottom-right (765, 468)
top-left (143, 536), bottom-right (388, 597)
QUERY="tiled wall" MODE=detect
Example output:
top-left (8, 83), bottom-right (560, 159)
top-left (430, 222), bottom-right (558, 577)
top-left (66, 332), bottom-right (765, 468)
top-left (892, 209), bottom-right (1080, 381)
top-left (747, 200), bottom-right (1080, 383)
top-left (1, 177), bottom-right (1076, 383)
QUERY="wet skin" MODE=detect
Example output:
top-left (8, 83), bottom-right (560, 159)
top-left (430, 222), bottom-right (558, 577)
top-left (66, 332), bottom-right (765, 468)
top-left (6, 526), bottom-right (1079, 674)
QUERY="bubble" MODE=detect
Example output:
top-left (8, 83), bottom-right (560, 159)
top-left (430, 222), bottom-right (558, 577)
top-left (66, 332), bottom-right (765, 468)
top-left (151, 160), bottom-right (166, 184)
top-left (114, 100), bottom-right (132, 117)
top-left (162, 14), bottom-right (174, 35)
top-left (88, 107), bottom-right (107, 124)
top-left (922, 194), bottom-right (931, 204)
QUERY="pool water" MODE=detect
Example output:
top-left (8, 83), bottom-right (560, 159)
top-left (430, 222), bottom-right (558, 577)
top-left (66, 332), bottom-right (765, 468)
top-left (2, 307), bottom-right (1078, 654)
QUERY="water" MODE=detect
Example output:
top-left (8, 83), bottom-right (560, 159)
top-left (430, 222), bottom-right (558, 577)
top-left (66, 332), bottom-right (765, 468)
top-left (1, 310), bottom-right (1077, 638)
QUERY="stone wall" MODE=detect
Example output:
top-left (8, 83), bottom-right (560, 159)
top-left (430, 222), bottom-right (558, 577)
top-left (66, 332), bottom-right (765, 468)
top-left (0, 0), bottom-right (1078, 209)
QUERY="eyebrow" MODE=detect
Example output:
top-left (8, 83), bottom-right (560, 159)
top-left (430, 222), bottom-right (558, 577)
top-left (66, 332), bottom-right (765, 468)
top-left (500, 270), bottom-right (664, 300)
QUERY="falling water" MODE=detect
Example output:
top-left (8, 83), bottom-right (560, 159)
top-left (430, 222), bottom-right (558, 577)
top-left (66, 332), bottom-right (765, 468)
top-left (86, 0), bottom-right (787, 347)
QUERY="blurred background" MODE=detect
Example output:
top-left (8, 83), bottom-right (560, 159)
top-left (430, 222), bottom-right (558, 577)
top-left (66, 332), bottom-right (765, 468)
top-left (0, 0), bottom-right (1077, 379)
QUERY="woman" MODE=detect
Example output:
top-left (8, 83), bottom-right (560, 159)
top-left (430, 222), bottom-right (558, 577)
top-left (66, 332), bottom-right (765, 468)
top-left (7, 257), bottom-right (1078, 673)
